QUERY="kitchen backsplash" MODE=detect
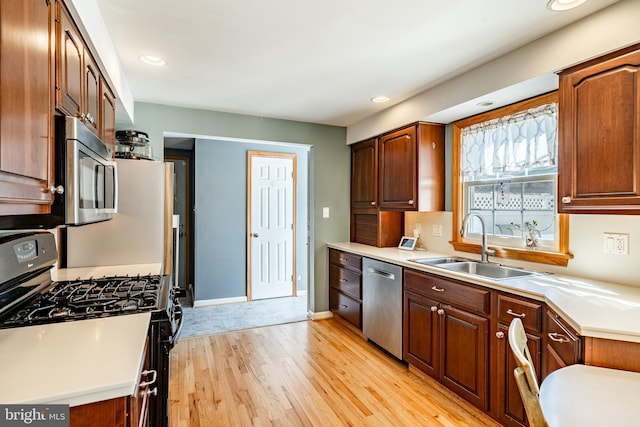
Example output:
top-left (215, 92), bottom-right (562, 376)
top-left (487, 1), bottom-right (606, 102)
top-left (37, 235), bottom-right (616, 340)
top-left (405, 211), bottom-right (639, 288)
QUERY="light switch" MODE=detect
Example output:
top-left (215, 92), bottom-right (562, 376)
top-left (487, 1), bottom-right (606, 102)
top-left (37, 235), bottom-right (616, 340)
top-left (322, 207), bottom-right (330, 218)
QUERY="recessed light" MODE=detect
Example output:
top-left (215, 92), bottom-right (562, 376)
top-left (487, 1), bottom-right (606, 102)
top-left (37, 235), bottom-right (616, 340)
top-left (546, 0), bottom-right (588, 11)
top-left (371, 96), bottom-right (390, 103)
top-left (477, 101), bottom-right (494, 108)
top-left (139, 55), bottom-right (167, 66)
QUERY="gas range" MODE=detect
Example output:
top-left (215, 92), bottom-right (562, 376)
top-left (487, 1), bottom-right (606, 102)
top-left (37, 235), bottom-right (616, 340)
top-left (2, 274), bottom-right (164, 328)
top-left (0, 232), bottom-right (180, 427)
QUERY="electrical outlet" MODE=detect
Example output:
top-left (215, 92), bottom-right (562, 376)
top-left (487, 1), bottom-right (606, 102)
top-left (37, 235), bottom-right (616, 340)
top-left (322, 207), bottom-right (330, 218)
top-left (603, 232), bottom-right (629, 255)
top-left (432, 224), bottom-right (443, 237)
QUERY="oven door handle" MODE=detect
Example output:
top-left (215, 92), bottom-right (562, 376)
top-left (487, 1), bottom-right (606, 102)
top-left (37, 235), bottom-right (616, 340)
top-left (169, 304), bottom-right (184, 347)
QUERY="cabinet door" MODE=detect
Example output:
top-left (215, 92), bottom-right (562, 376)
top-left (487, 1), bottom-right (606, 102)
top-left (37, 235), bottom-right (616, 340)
top-left (558, 46), bottom-right (640, 214)
top-left (439, 304), bottom-right (490, 410)
top-left (83, 51), bottom-right (100, 134)
top-left (0, 0), bottom-right (54, 213)
top-left (351, 138), bottom-right (378, 210)
top-left (496, 323), bottom-right (542, 427)
top-left (542, 308), bottom-right (581, 379)
top-left (100, 77), bottom-right (116, 153)
top-left (56, 1), bottom-right (83, 118)
top-left (403, 290), bottom-right (439, 378)
top-left (379, 125), bottom-right (416, 210)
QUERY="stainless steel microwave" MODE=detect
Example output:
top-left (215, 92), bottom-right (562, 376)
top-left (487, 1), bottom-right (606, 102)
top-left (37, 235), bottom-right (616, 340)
top-left (61, 116), bottom-right (118, 225)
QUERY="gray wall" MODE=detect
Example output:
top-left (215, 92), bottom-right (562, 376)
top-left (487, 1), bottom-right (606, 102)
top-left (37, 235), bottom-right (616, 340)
top-left (124, 102), bottom-right (349, 313)
top-left (193, 138), bottom-right (309, 301)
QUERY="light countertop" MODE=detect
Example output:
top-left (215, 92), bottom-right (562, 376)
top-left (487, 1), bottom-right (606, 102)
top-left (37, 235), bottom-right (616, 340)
top-left (0, 312), bottom-right (150, 407)
top-left (328, 242), bottom-right (640, 344)
top-left (52, 262), bottom-right (162, 281)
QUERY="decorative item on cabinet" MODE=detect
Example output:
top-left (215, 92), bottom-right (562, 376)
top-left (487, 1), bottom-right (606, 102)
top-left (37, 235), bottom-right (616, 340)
top-left (558, 42), bottom-right (640, 214)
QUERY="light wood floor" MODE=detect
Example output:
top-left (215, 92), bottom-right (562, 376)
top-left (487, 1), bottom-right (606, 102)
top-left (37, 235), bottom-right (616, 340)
top-left (169, 317), bottom-right (502, 427)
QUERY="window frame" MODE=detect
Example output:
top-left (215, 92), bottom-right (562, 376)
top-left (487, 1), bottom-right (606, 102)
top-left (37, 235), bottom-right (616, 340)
top-left (451, 91), bottom-right (573, 267)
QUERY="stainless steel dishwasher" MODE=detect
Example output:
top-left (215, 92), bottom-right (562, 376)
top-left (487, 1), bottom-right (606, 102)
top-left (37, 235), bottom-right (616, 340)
top-left (362, 257), bottom-right (403, 359)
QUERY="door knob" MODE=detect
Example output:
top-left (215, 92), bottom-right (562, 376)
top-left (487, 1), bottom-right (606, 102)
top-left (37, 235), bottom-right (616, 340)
top-left (252, 233), bottom-right (259, 238)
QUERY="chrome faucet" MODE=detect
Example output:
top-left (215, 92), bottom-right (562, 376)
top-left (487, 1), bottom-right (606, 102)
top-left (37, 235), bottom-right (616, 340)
top-left (460, 213), bottom-right (495, 263)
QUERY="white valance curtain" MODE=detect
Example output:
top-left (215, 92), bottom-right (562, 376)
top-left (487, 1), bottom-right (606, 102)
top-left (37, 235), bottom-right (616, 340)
top-left (460, 103), bottom-right (558, 178)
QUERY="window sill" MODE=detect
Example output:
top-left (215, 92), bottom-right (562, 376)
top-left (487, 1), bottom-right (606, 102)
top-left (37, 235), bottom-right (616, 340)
top-left (450, 241), bottom-right (573, 267)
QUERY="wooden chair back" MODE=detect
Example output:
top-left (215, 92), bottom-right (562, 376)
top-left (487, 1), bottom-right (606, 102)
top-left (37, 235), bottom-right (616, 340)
top-left (508, 318), bottom-right (548, 427)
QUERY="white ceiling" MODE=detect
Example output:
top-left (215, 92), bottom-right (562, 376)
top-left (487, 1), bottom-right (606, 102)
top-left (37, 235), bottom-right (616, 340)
top-left (96, 0), bottom-right (620, 128)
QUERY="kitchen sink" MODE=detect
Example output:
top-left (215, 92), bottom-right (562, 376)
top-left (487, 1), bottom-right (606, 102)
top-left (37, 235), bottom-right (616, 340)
top-left (435, 261), bottom-right (536, 280)
top-left (410, 257), bottom-right (469, 265)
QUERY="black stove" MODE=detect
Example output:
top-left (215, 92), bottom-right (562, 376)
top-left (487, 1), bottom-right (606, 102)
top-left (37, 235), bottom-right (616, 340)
top-left (0, 232), bottom-right (180, 427)
top-left (2, 275), bottom-right (163, 327)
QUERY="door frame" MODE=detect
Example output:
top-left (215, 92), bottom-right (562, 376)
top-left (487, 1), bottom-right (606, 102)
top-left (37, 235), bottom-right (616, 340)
top-left (165, 151), bottom-right (193, 293)
top-left (246, 151), bottom-right (297, 301)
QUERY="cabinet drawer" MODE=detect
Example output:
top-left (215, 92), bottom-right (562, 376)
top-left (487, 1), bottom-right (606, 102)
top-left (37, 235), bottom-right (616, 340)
top-left (330, 288), bottom-right (362, 328)
top-left (329, 264), bottom-right (361, 299)
top-left (545, 309), bottom-right (580, 366)
top-left (329, 249), bottom-right (362, 271)
top-left (497, 294), bottom-right (542, 333)
top-left (404, 269), bottom-right (490, 315)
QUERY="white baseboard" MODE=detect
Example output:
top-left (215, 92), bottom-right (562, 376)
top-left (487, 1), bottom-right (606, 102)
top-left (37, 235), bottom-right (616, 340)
top-left (193, 296), bottom-right (248, 307)
top-left (308, 310), bottom-right (333, 320)
top-left (296, 289), bottom-right (307, 296)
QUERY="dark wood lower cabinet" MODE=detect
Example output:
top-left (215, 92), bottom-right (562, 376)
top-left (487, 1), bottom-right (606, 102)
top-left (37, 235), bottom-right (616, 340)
top-left (328, 249), bottom-right (363, 329)
top-left (403, 271), bottom-right (490, 411)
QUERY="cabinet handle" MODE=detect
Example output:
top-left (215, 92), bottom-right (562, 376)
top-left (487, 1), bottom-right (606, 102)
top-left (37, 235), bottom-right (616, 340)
top-left (340, 304), bottom-right (348, 308)
top-left (339, 278), bottom-right (348, 282)
top-left (371, 201), bottom-right (376, 206)
top-left (548, 332), bottom-right (571, 343)
top-left (431, 285), bottom-right (445, 292)
top-left (437, 309), bottom-right (445, 315)
top-left (496, 331), bottom-right (505, 339)
top-left (561, 196), bottom-right (571, 204)
top-left (506, 309), bottom-right (526, 318)
top-left (408, 199), bottom-right (414, 205)
top-left (340, 257), bottom-right (347, 262)
top-left (252, 233), bottom-right (259, 238)
top-left (50, 185), bottom-right (64, 195)
top-left (430, 306), bottom-right (438, 312)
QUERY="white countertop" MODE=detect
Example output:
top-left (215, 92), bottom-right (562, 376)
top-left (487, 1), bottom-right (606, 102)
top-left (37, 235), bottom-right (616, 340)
top-left (0, 312), bottom-right (151, 407)
top-left (52, 263), bottom-right (162, 281)
top-left (328, 242), bottom-right (640, 343)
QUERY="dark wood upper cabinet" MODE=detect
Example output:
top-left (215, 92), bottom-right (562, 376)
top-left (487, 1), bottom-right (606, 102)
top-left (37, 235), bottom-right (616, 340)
top-left (379, 122), bottom-right (444, 211)
top-left (351, 138), bottom-right (378, 211)
top-left (84, 50), bottom-right (100, 134)
top-left (558, 44), bottom-right (640, 214)
top-left (56, 1), bottom-right (83, 119)
top-left (0, 0), bottom-right (55, 214)
top-left (55, 0), bottom-right (114, 139)
top-left (100, 77), bottom-right (116, 152)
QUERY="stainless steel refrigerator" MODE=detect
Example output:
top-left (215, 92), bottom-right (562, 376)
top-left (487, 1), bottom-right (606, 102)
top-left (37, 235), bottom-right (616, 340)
top-left (66, 158), bottom-right (174, 274)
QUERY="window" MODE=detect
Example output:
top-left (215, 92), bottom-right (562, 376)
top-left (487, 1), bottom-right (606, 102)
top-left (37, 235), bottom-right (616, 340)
top-left (452, 92), bottom-right (572, 266)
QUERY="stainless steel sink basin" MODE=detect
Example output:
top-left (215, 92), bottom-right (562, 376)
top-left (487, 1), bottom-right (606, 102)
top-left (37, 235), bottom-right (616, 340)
top-left (435, 261), bottom-right (536, 280)
top-left (410, 257), bottom-right (468, 265)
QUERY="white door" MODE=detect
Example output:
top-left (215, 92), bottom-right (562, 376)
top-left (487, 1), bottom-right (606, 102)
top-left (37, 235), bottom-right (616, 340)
top-left (248, 152), bottom-right (296, 300)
